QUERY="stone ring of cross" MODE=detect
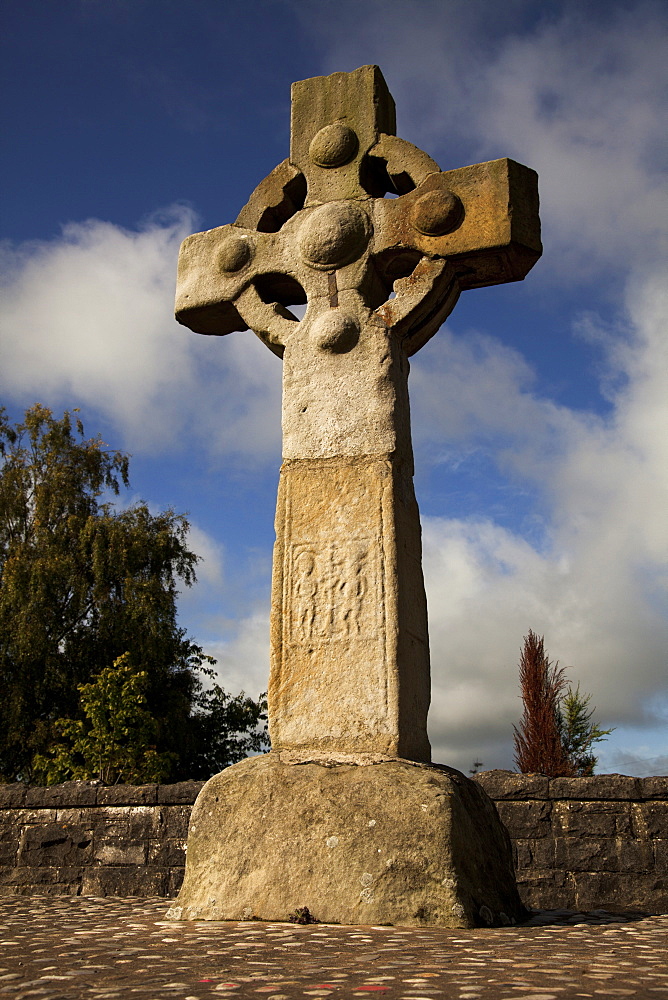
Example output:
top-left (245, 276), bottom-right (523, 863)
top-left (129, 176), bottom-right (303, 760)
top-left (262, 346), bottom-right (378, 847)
top-left (176, 65), bottom-right (541, 362)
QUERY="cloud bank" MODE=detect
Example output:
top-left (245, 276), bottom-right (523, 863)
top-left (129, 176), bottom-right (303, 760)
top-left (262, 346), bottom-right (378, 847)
top-left (204, 269), bottom-right (667, 773)
top-left (0, 208), bottom-right (282, 461)
top-left (305, 0), bottom-right (667, 285)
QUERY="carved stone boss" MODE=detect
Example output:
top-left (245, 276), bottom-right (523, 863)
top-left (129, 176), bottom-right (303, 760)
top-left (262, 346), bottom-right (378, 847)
top-left (176, 65), bottom-right (541, 763)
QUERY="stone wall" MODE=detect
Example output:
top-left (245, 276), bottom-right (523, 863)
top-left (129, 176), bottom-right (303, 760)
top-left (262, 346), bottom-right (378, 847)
top-left (0, 780), bottom-right (204, 898)
top-left (1, 771), bottom-right (666, 913)
top-left (474, 771), bottom-right (667, 913)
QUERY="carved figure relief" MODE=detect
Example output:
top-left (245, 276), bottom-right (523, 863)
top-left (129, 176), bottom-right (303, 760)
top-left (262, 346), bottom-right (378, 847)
top-left (288, 540), bottom-right (378, 644)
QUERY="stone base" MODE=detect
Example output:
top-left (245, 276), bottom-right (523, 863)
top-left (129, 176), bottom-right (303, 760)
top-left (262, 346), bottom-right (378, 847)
top-left (167, 754), bottom-right (526, 928)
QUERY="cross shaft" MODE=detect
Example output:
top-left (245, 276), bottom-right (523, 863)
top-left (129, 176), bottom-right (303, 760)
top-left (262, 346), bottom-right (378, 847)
top-left (175, 65), bottom-right (541, 762)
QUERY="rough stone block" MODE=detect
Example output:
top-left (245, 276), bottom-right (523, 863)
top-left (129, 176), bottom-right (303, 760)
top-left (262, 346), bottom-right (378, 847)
top-left (516, 869), bottom-right (570, 911)
top-left (637, 801), bottom-right (668, 838)
top-left (147, 839), bottom-right (186, 867)
top-left (0, 865), bottom-right (83, 893)
top-left (93, 839), bottom-right (146, 866)
top-left (495, 799), bottom-right (551, 838)
top-left (89, 805), bottom-right (160, 840)
top-left (168, 754), bottom-right (526, 928)
top-left (0, 784), bottom-right (27, 807)
top-left (81, 866), bottom-right (169, 897)
top-left (270, 456), bottom-right (431, 763)
top-left (17, 822), bottom-right (93, 868)
top-left (653, 840), bottom-right (668, 874)
top-left (97, 784), bottom-right (158, 806)
top-left (616, 838), bottom-right (654, 873)
top-left (157, 806), bottom-right (191, 840)
top-left (474, 770), bottom-right (550, 801)
top-left (24, 782), bottom-right (98, 808)
top-left (640, 776), bottom-right (668, 800)
top-left (167, 868), bottom-right (185, 897)
top-left (552, 800), bottom-right (633, 838)
top-left (554, 836), bottom-right (613, 873)
top-left (550, 775), bottom-right (641, 800)
top-left (53, 807), bottom-right (93, 826)
top-left (0, 817), bottom-right (20, 866)
top-left (157, 781), bottom-right (205, 805)
top-left (572, 871), bottom-right (666, 914)
top-left (514, 837), bottom-right (555, 871)
top-left (23, 787), bottom-right (48, 808)
top-left (13, 807), bottom-right (57, 825)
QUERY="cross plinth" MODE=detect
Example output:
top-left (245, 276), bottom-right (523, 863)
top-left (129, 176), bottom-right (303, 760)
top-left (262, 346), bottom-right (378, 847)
top-left (171, 67), bottom-right (540, 928)
top-left (177, 65), bottom-right (540, 764)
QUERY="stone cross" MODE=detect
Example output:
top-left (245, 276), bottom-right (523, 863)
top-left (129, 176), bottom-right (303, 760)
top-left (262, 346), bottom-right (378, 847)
top-left (176, 65), bottom-right (541, 765)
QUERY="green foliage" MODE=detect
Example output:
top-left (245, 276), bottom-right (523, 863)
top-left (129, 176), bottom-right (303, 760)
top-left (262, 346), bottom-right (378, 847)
top-left (187, 674), bottom-right (269, 778)
top-left (32, 653), bottom-right (175, 785)
top-left (0, 404), bottom-right (267, 783)
top-left (513, 631), bottom-right (613, 777)
top-left (558, 683), bottom-right (614, 776)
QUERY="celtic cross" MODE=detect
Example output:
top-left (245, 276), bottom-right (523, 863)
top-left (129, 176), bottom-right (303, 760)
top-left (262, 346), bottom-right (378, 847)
top-left (176, 65), bottom-right (541, 764)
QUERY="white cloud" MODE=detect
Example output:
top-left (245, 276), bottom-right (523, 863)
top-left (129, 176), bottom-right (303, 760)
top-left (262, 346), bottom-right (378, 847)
top-left (297, 0), bottom-right (668, 771)
top-left (0, 209), bottom-right (282, 462)
top-left (186, 522), bottom-right (224, 589)
top-left (305, 0), bottom-right (667, 283)
top-left (206, 608), bottom-right (270, 700)
top-left (419, 268), bottom-right (668, 771)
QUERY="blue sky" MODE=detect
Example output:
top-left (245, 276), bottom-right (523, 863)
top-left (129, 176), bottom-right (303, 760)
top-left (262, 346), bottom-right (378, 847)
top-left (1, 0), bottom-right (666, 775)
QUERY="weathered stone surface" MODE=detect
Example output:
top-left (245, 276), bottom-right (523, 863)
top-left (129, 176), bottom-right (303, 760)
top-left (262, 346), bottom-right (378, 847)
top-left (169, 754), bottom-right (525, 928)
top-left (572, 870), bottom-right (668, 913)
top-left (641, 775), bottom-right (668, 799)
top-left (270, 456), bottom-right (430, 762)
top-left (147, 838), bottom-right (186, 867)
top-left (495, 799), bottom-right (552, 838)
top-left (80, 865), bottom-right (170, 897)
top-left (156, 805), bottom-right (191, 840)
top-left (654, 839), bottom-right (668, 873)
top-left (553, 799), bottom-right (634, 838)
top-left (0, 784), bottom-right (28, 807)
top-left (97, 784), bottom-right (158, 805)
top-left (514, 836), bottom-right (555, 870)
top-left (638, 801), bottom-right (668, 837)
top-left (24, 781), bottom-right (99, 808)
top-left (475, 769), bottom-right (550, 800)
top-left (18, 822), bottom-right (93, 868)
top-left (551, 774), bottom-right (641, 800)
top-left (157, 780), bottom-right (205, 804)
top-left (0, 797), bottom-right (192, 897)
top-left (1, 777), bottom-right (666, 912)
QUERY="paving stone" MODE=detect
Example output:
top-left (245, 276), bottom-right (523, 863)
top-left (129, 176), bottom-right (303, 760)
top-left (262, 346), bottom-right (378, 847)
top-left (1, 897), bottom-right (667, 998)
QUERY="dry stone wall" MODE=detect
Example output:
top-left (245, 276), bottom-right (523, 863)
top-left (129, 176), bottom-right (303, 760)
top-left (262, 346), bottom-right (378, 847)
top-left (1, 771), bottom-right (666, 913)
top-left (0, 780), bottom-right (204, 898)
top-left (474, 770), bottom-right (667, 913)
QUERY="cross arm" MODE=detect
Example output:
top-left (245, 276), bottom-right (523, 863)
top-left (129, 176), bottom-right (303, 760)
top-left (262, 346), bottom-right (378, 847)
top-left (375, 157), bottom-right (542, 290)
top-left (174, 219), bottom-right (306, 354)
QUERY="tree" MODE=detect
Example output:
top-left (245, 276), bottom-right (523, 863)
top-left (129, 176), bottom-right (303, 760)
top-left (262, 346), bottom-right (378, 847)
top-left (513, 630), bottom-right (574, 776)
top-left (559, 683), bottom-right (614, 776)
top-left (186, 677), bottom-right (269, 778)
top-left (513, 630), bottom-right (612, 777)
top-left (31, 653), bottom-right (175, 785)
top-left (0, 404), bottom-right (266, 782)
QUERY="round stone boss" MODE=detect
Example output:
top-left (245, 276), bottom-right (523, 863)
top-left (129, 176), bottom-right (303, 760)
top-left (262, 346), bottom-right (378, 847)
top-left (309, 123), bottom-right (359, 168)
top-left (218, 233), bottom-right (254, 272)
top-left (309, 310), bottom-right (359, 353)
top-left (299, 202), bottom-right (371, 271)
top-left (411, 188), bottom-right (464, 237)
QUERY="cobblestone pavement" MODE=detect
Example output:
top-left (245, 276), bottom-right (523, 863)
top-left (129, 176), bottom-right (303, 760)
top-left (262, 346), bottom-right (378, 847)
top-left (1, 897), bottom-right (667, 1000)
